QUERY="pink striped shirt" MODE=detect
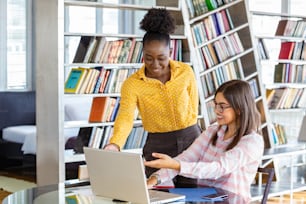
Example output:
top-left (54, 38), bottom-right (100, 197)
top-left (157, 124), bottom-right (264, 201)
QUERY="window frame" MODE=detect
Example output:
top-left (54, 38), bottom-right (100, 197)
top-left (0, 0), bottom-right (33, 91)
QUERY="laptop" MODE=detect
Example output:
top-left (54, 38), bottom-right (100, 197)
top-left (83, 147), bottom-right (185, 204)
top-left (298, 115), bottom-right (306, 142)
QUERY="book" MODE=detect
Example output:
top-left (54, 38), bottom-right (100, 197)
top-left (279, 41), bottom-right (295, 59)
top-left (92, 37), bottom-right (107, 63)
top-left (88, 67), bottom-right (103, 94)
top-left (73, 127), bottom-right (93, 153)
top-left (290, 41), bottom-right (301, 60)
top-left (77, 68), bottom-right (92, 94)
top-left (126, 38), bottom-right (137, 63)
top-left (130, 41), bottom-right (142, 63)
top-left (83, 37), bottom-right (98, 63)
top-left (99, 41), bottom-right (112, 63)
top-left (297, 89), bottom-right (306, 108)
top-left (205, 0), bottom-right (218, 11)
top-left (274, 63), bottom-right (284, 83)
top-left (88, 96), bottom-right (111, 122)
top-left (293, 20), bottom-right (306, 37)
top-left (275, 19), bottom-right (298, 36)
top-left (275, 19), bottom-right (289, 36)
top-left (220, 9), bottom-right (230, 32)
top-left (185, 0), bottom-right (195, 18)
top-left (109, 97), bottom-right (120, 122)
top-left (276, 88), bottom-right (290, 109)
top-left (85, 68), bottom-right (100, 94)
top-left (113, 40), bottom-right (124, 63)
top-left (291, 88), bottom-right (303, 108)
top-left (99, 69), bottom-right (111, 93)
top-left (105, 97), bottom-right (117, 122)
top-left (118, 39), bottom-right (133, 63)
top-left (301, 43), bottom-right (306, 60)
top-left (284, 20), bottom-right (298, 36)
top-left (78, 164), bottom-right (89, 180)
top-left (270, 124), bottom-right (279, 145)
top-left (93, 67), bottom-right (106, 93)
top-left (64, 68), bottom-right (88, 94)
top-left (73, 36), bottom-right (92, 63)
top-left (103, 69), bottom-right (117, 93)
top-left (92, 127), bottom-right (104, 148)
top-left (258, 39), bottom-right (269, 59)
top-left (224, 8), bottom-right (234, 30)
top-left (266, 89), bottom-right (276, 107)
top-left (268, 88), bottom-right (285, 109)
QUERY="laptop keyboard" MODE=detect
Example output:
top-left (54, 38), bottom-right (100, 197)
top-left (149, 190), bottom-right (162, 200)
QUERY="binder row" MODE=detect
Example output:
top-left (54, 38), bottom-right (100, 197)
top-left (275, 19), bottom-right (306, 38)
top-left (278, 41), bottom-right (306, 60)
top-left (200, 60), bottom-right (241, 98)
top-left (72, 36), bottom-right (183, 64)
top-left (267, 87), bottom-right (306, 110)
top-left (198, 32), bottom-right (244, 71)
top-left (64, 67), bottom-right (138, 94)
top-left (271, 123), bottom-right (287, 145)
top-left (191, 9), bottom-right (234, 45)
top-left (274, 64), bottom-right (306, 84)
top-left (185, 0), bottom-right (235, 18)
top-left (79, 125), bottom-right (147, 150)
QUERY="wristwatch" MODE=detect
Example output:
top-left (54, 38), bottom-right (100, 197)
top-left (149, 173), bottom-right (161, 185)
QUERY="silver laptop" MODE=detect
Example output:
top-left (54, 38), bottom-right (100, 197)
top-left (83, 147), bottom-right (185, 204)
top-left (298, 115), bottom-right (306, 142)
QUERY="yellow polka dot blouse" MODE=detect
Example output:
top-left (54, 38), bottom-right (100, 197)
top-left (109, 60), bottom-right (199, 148)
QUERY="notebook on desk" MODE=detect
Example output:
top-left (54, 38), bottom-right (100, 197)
top-left (83, 147), bottom-right (185, 204)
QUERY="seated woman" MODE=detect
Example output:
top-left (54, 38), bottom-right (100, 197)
top-left (145, 79), bottom-right (264, 202)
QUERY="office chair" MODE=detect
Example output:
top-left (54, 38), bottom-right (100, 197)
top-left (257, 167), bottom-right (275, 204)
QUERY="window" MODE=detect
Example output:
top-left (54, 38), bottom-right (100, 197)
top-left (0, 0), bottom-right (32, 90)
top-left (64, 0), bottom-right (121, 65)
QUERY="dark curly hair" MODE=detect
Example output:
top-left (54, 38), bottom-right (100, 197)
top-left (140, 8), bottom-right (176, 47)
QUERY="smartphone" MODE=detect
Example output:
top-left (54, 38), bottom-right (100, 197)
top-left (202, 193), bottom-right (228, 200)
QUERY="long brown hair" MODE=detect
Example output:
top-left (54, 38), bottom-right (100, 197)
top-left (211, 79), bottom-right (262, 151)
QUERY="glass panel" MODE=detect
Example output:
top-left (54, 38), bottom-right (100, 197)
top-left (290, 0), bottom-right (306, 16)
top-left (248, 0), bottom-right (282, 13)
top-left (7, 0), bottom-right (27, 89)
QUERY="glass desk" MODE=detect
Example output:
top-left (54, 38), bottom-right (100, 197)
top-left (3, 184), bottom-right (248, 204)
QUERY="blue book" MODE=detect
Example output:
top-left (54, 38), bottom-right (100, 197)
top-left (169, 188), bottom-right (225, 202)
top-left (109, 97), bottom-right (120, 122)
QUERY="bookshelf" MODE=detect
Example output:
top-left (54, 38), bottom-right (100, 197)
top-left (62, 0), bottom-right (201, 171)
top-left (181, 0), bottom-right (272, 148)
top-left (251, 10), bottom-right (306, 146)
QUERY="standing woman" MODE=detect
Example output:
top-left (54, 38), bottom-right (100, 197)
top-left (104, 8), bottom-right (201, 187)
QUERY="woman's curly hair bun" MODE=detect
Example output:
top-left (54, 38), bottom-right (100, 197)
top-left (140, 8), bottom-right (176, 34)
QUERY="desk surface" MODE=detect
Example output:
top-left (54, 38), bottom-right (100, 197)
top-left (3, 184), bottom-right (248, 204)
top-left (4, 145), bottom-right (306, 204)
top-left (262, 143), bottom-right (306, 160)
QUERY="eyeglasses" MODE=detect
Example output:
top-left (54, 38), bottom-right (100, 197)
top-left (214, 102), bottom-right (232, 113)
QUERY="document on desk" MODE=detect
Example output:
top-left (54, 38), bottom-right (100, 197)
top-left (169, 188), bottom-right (227, 202)
top-left (65, 186), bottom-right (115, 203)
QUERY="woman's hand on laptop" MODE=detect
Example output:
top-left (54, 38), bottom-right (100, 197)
top-left (144, 152), bottom-right (180, 171)
top-left (103, 143), bottom-right (120, 151)
top-left (147, 175), bottom-right (158, 189)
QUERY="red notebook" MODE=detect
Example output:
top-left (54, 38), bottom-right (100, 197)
top-left (279, 41), bottom-right (295, 59)
top-left (88, 96), bottom-right (110, 122)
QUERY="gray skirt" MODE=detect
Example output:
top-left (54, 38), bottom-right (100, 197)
top-left (143, 124), bottom-right (201, 187)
